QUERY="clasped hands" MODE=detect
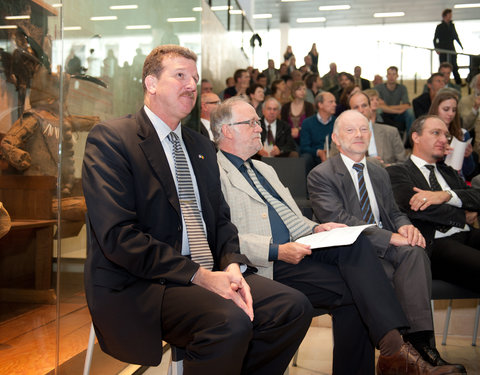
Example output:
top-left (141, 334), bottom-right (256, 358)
top-left (192, 263), bottom-right (254, 321)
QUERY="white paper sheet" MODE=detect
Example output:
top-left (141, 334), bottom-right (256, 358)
top-left (445, 137), bottom-right (472, 171)
top-left (296, 224), bottom-right (375, 249)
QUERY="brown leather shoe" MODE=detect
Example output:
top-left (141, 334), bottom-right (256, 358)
top-left (377, 342), bottom-right (463, 374)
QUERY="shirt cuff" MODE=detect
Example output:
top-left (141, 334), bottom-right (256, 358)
top-left (447, 190), bottom-right (462, 207)
top-left (268, 243), bottom-right (279, 261)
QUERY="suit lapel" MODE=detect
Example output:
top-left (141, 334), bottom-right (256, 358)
top-left (137, 108), bottom-right (181, 218)
top-left (406, 158), bottom-right (431, 189)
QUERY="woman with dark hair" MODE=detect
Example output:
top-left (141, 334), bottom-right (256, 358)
top-left (281, 81), bottom-right (315, 143)
top-left (270, 79), bottom-right (289, 105)
top-left (428, 89), bottom-right (477, 179)
top-left (335, 72), bottom-right (359, 116)
top-left (247, 83), bottom-right (265, 117)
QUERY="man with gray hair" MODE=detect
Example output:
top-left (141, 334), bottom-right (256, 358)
top-left (212, 97), bottom-right (462, 375)
top-left (459, 73), bottom-right (480, 152)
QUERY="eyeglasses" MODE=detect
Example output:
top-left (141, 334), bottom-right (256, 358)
top-left (205, 101), bottom-right (221, 105)
top-left (428, 130), bottom-right (452, 141)
top-left (227, 119), bottom-right (261, 128)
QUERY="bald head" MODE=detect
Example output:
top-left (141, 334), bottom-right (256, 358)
top-left (332, 110), bottom-right (371, 162)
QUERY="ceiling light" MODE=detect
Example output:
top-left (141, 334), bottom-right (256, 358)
top-left (167, 17), bottom-right (196, 22)
top-left (90, 16), bottom-right (118, 21)
top-left (192, 7), bottom-right (202, 11)
top-left (5, 15), bottom-right (30, 20)
top-left (318, 5), bottom-right (351, 10)
top-left (281, 0), bottom-right (311, 2)
top-left (454, 3), bottom-right (480, 8)
top-left (373, 12), bottom-right (405, 18)
top-left (64, 26), bottom-right (82, 31)
top-left (253, 13), bottom-right (273, 19)
top-left (211, 6), bottom-right (231, 11)
top-left (52, 3), bottom-right (62, 7)
top-left (229, 10), bottom-right (244, 15)
top-left (296, 17), bottom-right (326, 23)
top-left (126, 24), bottom-right (151, 30)
top-left (110, 5), bottom-right (138, 10)
top-left (0, 25), bottom-right (18, 29)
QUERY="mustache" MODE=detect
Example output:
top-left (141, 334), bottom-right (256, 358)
top-left (181, 91), bottom-right (195, 99)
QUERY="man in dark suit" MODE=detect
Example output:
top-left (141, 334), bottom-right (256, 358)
top-left (387, 115), bottom-right (480, 294)
top-left (307, 110), bottom-right (466, 373)
top-left (354, 66), bottom-right (371, 90)
top-left (434, 9), bottom-right (463, 85)
top-left (413, 73), bottom-right (445, 118)
top-left (257, 97), bottom-right (297, 157)
top-left (82, 45), bottom-right (312, 375)
top-left (214, 97), bottom-right (457, 375)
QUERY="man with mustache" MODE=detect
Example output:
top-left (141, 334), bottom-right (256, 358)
top-left (82, 45), bottom-right (312, 374)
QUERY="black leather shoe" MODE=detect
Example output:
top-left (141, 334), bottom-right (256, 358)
top-left (415, 345), bottom-right (466, 373)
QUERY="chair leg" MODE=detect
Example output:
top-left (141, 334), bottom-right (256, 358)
top-left (473, 299), bottom-right (480, 346)
top-left (83, 323), bottom-right (96, 375)
top-left (442, 299), bottom-right (453, 345)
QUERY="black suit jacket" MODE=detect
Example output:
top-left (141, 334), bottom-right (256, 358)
top-left (359, 77), bottom-right (371, 90)
top-left (387, 158), bottom-right (480, 248)
top-left (260, 118), bottom-right (297, 156)
top-left (434, 21), bottom-right (462, 51)
top-left (82, 107), bottom-right (251, 365)
top-left (412, 92), bottom-right (432, 118)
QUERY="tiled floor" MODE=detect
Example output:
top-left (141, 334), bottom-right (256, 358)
top-left (144, 325), bottom-right (480, 375)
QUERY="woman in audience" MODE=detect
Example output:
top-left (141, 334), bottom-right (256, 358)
top-left (428, 89), bottom-right (477, 179)
top-left (336, 84), bottom-right (360, 116)
top-left (270, 79), bottom-right (289, 106)
top-left (247, 83), bottom-right (265, 117)
top-left (281, 81), bottom-right (315, 144)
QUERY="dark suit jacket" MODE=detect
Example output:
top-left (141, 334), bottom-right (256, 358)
top-left (82, 107), bottom-right (250, 365)
top-left (359, 77), bottom-right (371, 90)
top-left (412, 92), bottom-right (432, 118)
top-left (386, 158), bottom-right (480, 247)
top-left (434, 21), bottom-right (462, 51)
top-left (260, 118), bottom-right (297, 156)
top-left (307, 154), bottom-right (411, 257)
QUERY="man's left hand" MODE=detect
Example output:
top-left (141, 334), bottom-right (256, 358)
top-left (398, 224), bottom-right (426, 248)
top-left (314, 222), bottom-right (347, 232)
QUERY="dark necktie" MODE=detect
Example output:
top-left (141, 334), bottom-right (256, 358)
top-left (424, 165), bottom-right (450, 233)
top-left (425, 165), bottom-right (442, 191)
top-left (167, 132), bottom-right (214, 270)
top-left (267, 124), bottom-right (275, 145)
top-left (352, 163), bottom-right (375, 224)
top-left (244, 162), bottom-right (312, 240)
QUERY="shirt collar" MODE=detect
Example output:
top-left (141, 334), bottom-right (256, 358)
top-left (340, 153), bottom-right (367, 171)
top-left (316, 113), bottom-right (333, 125)
top-left (410, 154), bottom-right (436, 171)
top-left (144, 105), bottom-right (182, 142)
top-left (221, 150), bottom-right (249, 170)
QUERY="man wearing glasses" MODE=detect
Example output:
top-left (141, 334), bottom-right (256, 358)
top-left (199, 92), bottom-right (221, 142)
top-left (212, 98), bottom-right (463, 374)
top-left (387, 115), bottom-right (480, 295)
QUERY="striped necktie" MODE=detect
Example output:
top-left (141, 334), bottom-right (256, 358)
top-left (244, 161), bottom-right (312, 240)
top-left (167, 132), bottom-right (214, 270)
top-left (352, 163), bottom-right (375, 224)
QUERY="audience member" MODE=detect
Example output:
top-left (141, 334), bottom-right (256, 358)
top-left (387, 115), bottom-right (480, 296)
top-left (308, 43), bottom-right (319, 72)
top-left (271, 79), bottom-right (289, 105)
top-left (283, 45), bottom-right (294, 62)
top-left (200, 78), bottom-right (213, 94)
top-left (219, 76), bottom-right (234, 100)
top-left (212, 97), bottom-right (452, 375)
top-left (375, 66), bottom-right (415, 135)
top-left (428, 90), bottom-right (476, 179)
top-left (330, 91), bottom-right (407, 167)
top-left (307, 110), bottom-right (466, 372)
top-left (434, 8), bottom-right (463, 85)
top-left (413, 73), bottom-right (445, 118)
top-left (459, 73), bottom-right (480, 144)
top-left (334, 72), bottom-right (355, 101)
top-left (81, 44), bottom-right (312, 374)
top-left (299, 55), bottom-right (317, 74)
top-left (279, 63), bottom-right (289, 76)
top-left (423, 62), bottom-right (461, 96)
top-left (224, 69), bottom-right (250, 99)
top-left (256, 73), bottom-right (268, 93)
top-left (257, 97), bottom-right (297, 158)
top-left (322, 62), bottom-right (340, 92)
top-left (300, 91), bottom-right (336, 171)
top-left (262, 59), bottom-right (280, 87)
top-left (305, 73), bottom-right (322, 104)
top-left (247, 83), bottom-right (265, 117)
top-left (354, 66), bottom-right (371, 90)
top-left (372, 74), bottom-right (383, 86)
top-left (281, 81), bottom-right (315, 144)
top-left (200, 92), bottom-right (221, 142)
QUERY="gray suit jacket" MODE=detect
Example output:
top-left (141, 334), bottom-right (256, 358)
top-left (330, 122), bottom-right (406, 166)
top-left (218, 151), bottom-right (316, 278)
top-left (307, 154), bottom-right (411, 257)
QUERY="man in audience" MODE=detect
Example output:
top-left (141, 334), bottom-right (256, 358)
top-left (354, 66), bottom-right (371, 90)
top-left (219, 76), bottom-right (234, 100)
top-left (413, 73), bottom-right (446, 118)
top-left (224, 69), bottom-right (250, 99)
top-left (257, 97), bottom-right (297, 158)
top-left (305, 73), bottom-right (322, 104)
top-left (256, 73), bottom-right (269, 94)
top-left (322, 62), bottom-right (339, 91)
top-left (200, 78), bottom-right (213, 94)
top-left (459, 73), bottom-right (480, 143)
top-left (434, 8), bottom-right (463, 86)
top-left (212, 97), bottom-right (462, 375)
top-left (300, 91), bottom-right (336, 171)
top-left (332, 91), bottom-right (406, 167)
top-left (387, 115), bottom-right (480, 295)
top-left (423, 62), bottom-right (461, 96)
top-left (82, 45), bottom-right (313, 374)
top-left (262, 59), bottom-right (280, 87)
top-left (375, 66), bottom-right (415, 135)
top-left (199, 92), bottom-right (221, 142)
top-left (307, 110), bottom-right (466, 372)
top-left (299, 55), bottom-right (317, 74)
